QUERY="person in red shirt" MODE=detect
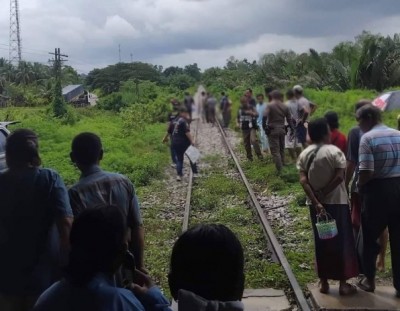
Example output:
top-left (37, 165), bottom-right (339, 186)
top-left (325, 111), bottom-right (347, 153)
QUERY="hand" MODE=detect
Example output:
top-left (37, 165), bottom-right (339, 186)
top-left (129, 269), bottom-right (155, 296)
top-left (138, 266), bottom-right (149, 275)
top-left (315, 190), bottom-right (325, 201)
top-left (162, 136), bottom-right (168, 144)
top-left (315, 203), bottom-right (325, 215)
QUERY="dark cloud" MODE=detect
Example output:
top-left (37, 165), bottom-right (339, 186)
top-left (0, 0), bottom-right (399, 71)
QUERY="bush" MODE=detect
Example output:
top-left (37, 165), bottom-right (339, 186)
top-left (97, 93), bottom-right (127, 112)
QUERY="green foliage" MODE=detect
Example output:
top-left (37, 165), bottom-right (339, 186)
top-left (97, 93), bottom-right (126, 112)
top-left (52, 79), bottom-right (68, 117)
top-left (0, 107), bottom-right (169, 187)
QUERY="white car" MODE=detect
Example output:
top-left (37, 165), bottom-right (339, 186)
top-left (0, 122), bottom-right (17, 172)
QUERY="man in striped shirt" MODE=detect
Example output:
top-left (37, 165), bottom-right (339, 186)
top-left (356, 105), bottom-right (400, 297)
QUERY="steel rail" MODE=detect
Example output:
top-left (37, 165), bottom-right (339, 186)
top-left (182, 118), bottom-right (200, 232)
top-left (216, 120), bottom-right (311, 311)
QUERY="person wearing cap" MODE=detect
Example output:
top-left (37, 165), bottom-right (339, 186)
top-left (293, 85), bottom-right (316, 148)
top-left (324, 111), bottom-right (347, 154)
top-left (171, 107), bottom-right (199, 181)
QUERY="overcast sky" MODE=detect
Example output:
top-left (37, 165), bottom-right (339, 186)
top-left (1, 0), bottom-right (400, 73)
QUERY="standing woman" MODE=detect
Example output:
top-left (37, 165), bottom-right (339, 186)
top-left (0, 129), bottom-right (73, 311)
top-left (172, 107), bottom-right (199, 181)
top-left (297, 119), bottom-right (358, 295)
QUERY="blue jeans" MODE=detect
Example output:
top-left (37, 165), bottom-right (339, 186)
top-left (174, 144), bottom-right (198, 176)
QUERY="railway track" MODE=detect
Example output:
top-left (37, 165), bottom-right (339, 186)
top-left (180, 91), bottom-right (311, 310)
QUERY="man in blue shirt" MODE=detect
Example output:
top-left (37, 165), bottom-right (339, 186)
top-left (33, 207), bottom-right (171, 311)
top-left (0, 129), bottom-right (73, 311)
top-left (68, 133), bottom-right (146, 273)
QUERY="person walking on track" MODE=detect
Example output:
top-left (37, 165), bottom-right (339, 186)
top-left (256, 94), bottom-right (269, 154)
top-left (183, 92), bottom-right (194, 120)
top-left (69, 133), bottom-right (146, 274)
top-left (171, 107), bottom-right (199, 181)
top-left (200, 91), bottom-right (208, 123)
top-left (297, 118), bottom-right (358, 296)
top-left (221, 93), bottom-right (231, 128)
top-left (355, 105), bottom-right (400, 298)
top-left (163, 99), bottom-right (180, 167)
top-left (0, 129), bottom-right (73, 311)
top-left (237, 96), bottom-right (263, 161)
top-left (206, 94), bottom-right (217, 125)
top-left (263, 90), bottom-right (294, 172)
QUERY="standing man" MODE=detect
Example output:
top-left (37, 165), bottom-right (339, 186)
top-left (245, 88), bottom-right (257, 108)
top-left (345, 100), bottom-right (370, 239)
top-left (172, 107), bottom-right (199, 181)
top-left (356, 105), bottom-right (400, 298)
top-left (264, 90), bottom-right (294, 172)
top-left (206, 93), bottom-right (217, 125)
top-left (183, 92), bottom-right (194, 120)
top-left (68, 133), bottom-right (146, 273)
top-left (0, 129), bottom-right (73, 311)
top-left (237, 96), bottom-right (263, 161)
top-left (163, 99), bottom-right (180, 167)
top-left (285, 89), bottom-right (302, 161)
top-left (256, 94), bottom-right (269, 154)
top-left (200, 91), bottom-right (208, 123)
top-left (221, 94), bottom-right (232, 128)
top-left (325, 111), bottom-right (347, 154)
top-left (293, 85), bottom-right (316, 148)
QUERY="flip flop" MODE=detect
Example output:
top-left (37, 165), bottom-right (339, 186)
top-left (339, 283), bottom-right (357, 296)
top-left (357, 278), bottom-right (375, 292)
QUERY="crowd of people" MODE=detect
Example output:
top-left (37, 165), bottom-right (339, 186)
top-left (1, 85), bottom-right (399, 311)
top-left (0, 129), bottom-right (247, 311)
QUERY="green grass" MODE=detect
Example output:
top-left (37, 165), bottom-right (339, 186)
top-left (0, 107), bottom-right (169, 187)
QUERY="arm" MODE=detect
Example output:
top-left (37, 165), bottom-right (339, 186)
top-left (345, 161), bottom-right (356, 190)
top-left (358, 170), bottom-right (374, 188)
top-left (299, 171), bottom-right (324, 213)
top-left (56, 216), bottom-right (73, 264)
top-left (318, 168), bottom-right (345, 198)
top-left (185, 132), bottom-right (195, 145)
top-left (131, 225), bottom-right (145, 272)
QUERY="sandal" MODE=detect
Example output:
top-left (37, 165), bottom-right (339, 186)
top-left (319, 281), bottom-right (329, 294)
top-left (357, 277), bottom-right (375, 293)
top-left (339, 283), bottom-right (357, 296)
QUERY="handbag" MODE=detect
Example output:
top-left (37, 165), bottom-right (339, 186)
top-left (316, 213), bottom-right (338, 240)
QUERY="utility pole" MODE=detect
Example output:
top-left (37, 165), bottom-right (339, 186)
top-left (130, 53), bottom-right (133, 63)
top-left (49, 48), bottom-right (68, 117)
top-left (118, 44), bottom-right (121, 63)
top-left (9, 0), bottom-right (22, 64)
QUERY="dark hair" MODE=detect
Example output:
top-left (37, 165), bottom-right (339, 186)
top-left (324, 111), bottom-right (339, 130)
top-left (356, 104), bottom-right (381, 123)
top-left (256, 93), bottom-right (264, 99)
top-left (66, 206), bottom-right (127, 285)
top-left (308, 118), bottom-right (329, 143)
top-left (221, 92), bottom-right (225, 96)
top-left (246, 88), bottom-right (252, 93)
top-left (270, 90), bottom-right (284, 101)
top-left (71, 132), bottom-right (102, 166)
top-left (286, 89), bottom-right (295, 99)
top-left (294, 88), bottom-right (303, 96)
top-left (179, 106), bottom-right (188, 113)
top-left (355, 100), bottom-right (372, 112)
top-left (169, 224), bottom-right (244, 302)
top-left (6, 129), bottom-right (41, 168)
